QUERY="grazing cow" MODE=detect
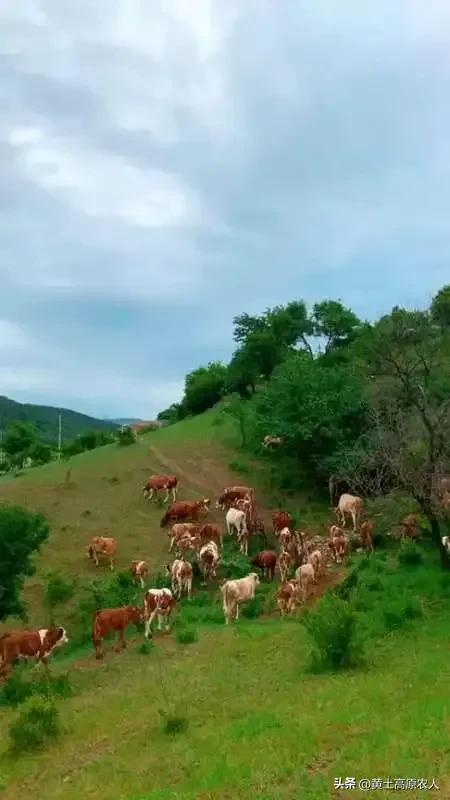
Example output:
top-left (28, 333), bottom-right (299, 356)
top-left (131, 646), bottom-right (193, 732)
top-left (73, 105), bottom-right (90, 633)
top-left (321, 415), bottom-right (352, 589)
top-left (199, 541), bottom-right (219, 585)
top-left (336, 494), bottom-right (364, 532)
top-left (272, 511), bottom-right (292, 536)
top-left (251, 550), bottom-right (277, 581)
top-left (199, 523), bottom-right (223, 549)
top-left (225, 507), bottom-right (247, 538)
top-left (92, 606), bottom-right (142, 660)
top-left (168, 523), bottom-right (201, 553)
top-left (0, 628), bottom-right (68, 677)
top-left (220, 572), bottom-right (260, 624)
top-left (143, 474), bottom-right (178, 504)
top-left (359, 520), bottom-right (374, 552)
top-left (131, 560), bottom-right (149, 588)
top-left (262, 435), bottom-right (283, 448)
top-left (276, 581), bottom-right (300, 616)
top-left (167, 559), bottom-right (193, 600)
top-left (216, 486), bottom-right (254, 511)
top-left (144, 588), bottom-right (175, 637)
top-left (295, 563), bottom-right (315, 600)
top-left (278, 550), bottom-right (292, 583)
top-left (399, 514), bottom-right (419, 540)
top-left (174, 533), bottom-right (201, 559)
top-left (307, 549), bottom-right (322, 582)
top-left (160, 499), bottom-right (210, 527)
top-left (328, 526), bottom-right (348, 563)
top-left (87, 536), bottom-right (117, 571)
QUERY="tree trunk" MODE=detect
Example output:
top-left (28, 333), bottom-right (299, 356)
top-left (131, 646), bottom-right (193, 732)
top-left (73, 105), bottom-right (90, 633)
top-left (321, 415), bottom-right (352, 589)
top-left (428, 515), bottom-right (450, 570)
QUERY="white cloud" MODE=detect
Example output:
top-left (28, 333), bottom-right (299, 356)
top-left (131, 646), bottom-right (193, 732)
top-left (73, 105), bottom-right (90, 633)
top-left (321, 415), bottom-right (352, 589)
top-left (0, 320), bottom-right (37, 354)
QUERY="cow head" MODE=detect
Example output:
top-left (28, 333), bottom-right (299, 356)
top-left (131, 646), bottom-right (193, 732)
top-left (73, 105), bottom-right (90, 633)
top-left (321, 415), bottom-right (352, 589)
top-left (127, 606), bottom-right (143, 623)
top-left (249, 571), bottom-right (260, 586)
top-left (202, 498), bottom-right (211, 511)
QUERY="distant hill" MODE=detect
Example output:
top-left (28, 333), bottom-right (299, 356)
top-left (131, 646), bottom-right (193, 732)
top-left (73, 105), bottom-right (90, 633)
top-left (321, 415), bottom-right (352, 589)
top-left (0, 396), bottom-right (117, 445)
top-left (107, 418), bottom-right (145, 425)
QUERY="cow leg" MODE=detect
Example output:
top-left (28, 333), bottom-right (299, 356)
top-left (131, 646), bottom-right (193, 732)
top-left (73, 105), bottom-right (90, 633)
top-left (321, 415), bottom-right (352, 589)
top-left (187, 577), bottom-right (192, 600)
top-left (164, 488), bottom-right (170, 504)
top-left (145, 611), bottom-right (157, 638)
top-left (148, 489), bottom-right (154, 502)
top-left (93, 637), bottom-right (104, 660)
top-left (110, 556), bottom-right (115, 572)
top-left (235, 603), bottom-right (240, 621)
top-left (116, 629), bottom-right (126, 651)
top-left (140, 576), bottom-right (145, 589)
top-left (94, 552), bottom-right (99, 567)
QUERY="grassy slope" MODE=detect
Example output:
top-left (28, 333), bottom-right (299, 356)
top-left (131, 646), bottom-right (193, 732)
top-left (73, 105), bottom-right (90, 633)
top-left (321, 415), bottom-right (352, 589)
top-left (0, 409), bottom-right (449, 799)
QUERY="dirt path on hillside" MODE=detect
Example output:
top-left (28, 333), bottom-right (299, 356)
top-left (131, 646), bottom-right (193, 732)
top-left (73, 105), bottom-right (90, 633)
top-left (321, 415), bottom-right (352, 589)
top-left (148, 444), bottom-right (231, 497)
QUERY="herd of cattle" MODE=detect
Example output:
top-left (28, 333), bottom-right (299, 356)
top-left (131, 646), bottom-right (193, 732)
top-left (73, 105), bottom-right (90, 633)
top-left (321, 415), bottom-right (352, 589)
top-left (0, 472), bottom-right (436, 677)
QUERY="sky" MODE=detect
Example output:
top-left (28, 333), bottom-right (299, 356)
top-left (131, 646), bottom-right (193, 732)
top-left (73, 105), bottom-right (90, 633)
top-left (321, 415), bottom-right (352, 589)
top-left (1, 1), bottom-right (450, 420)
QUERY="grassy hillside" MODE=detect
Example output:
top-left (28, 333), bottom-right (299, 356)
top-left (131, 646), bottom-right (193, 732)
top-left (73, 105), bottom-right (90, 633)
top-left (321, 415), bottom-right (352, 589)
top-left (0, 395), bottom-right (117, 445)
top-left (0, 408), bottom-right (449, 799)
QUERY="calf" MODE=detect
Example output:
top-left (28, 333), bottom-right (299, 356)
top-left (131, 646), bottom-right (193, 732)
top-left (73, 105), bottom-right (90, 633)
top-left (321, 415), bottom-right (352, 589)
top-left (143, 588), bottom-right (175, 637)
top-left (160, 499), bottom-right (210, 527)
top-left (92, 606), bottom-right (142, 660)
top-left (131, 560), bottom-right (148, 588)
top-left (87, 536), bottom-right (117, 571)
top-left (0, 628), bottom-right (68, 677)
top-left (199, 541), bottom-right (219, 585)
top-left (307, 549), bottom-right (322, 582)
top-left (328, 526), bottom-right (348, 563)
top-left (359, 520), bottom-right (374, 552)
top-left (143, 474), bottom-right (178, 504)
top-left (295, 563), bottom-right (315, 600)
top-left (167, 559), bottom-right (193, 600)
top-left (251, 550), bottom-right (277, 581)
top-left (276, 581), bottom-right (300, 616)
top-left (220, 572), bottom-right (260, 624)
top-left (336, 493), bottom-right (364, 532)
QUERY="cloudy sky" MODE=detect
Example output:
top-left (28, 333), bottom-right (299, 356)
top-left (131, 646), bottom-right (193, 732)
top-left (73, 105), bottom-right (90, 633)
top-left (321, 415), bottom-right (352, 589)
top-left (1, 1), bottom-right (449, 419)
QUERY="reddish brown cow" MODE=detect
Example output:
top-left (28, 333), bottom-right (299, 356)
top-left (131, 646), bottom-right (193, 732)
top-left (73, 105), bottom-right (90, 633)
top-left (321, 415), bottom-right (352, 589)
top-left (199, 523), bottom-right (223, 548)
top-left (251, 550), bottom-right (277, 581)
top-left (272, 511), bottom-right (292, 536)
top-left (168, 523), bottom-right (201, 553)
top-left (216, 486), bottom-right (254, 510)
top-left (92, 606), bottom-right (142, 660)
top-left (87, 536), bottom-right (117, 571)
top-left (160, 499), bottom-right (210, 527)
top-left (0, 628), bottom-right (68, 677)
top-left (143, 474), bottom-right (178, 504)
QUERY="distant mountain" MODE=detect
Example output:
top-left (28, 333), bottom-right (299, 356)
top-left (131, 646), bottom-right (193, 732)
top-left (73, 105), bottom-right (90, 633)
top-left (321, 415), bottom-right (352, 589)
top-left (0, 396), bottom-right (117, 445)
top-left (107, 418), bottom-right (145, 425)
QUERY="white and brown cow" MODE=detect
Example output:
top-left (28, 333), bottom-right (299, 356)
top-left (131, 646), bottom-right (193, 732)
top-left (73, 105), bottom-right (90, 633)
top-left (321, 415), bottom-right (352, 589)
top-left (167, 559), bottom-right (193, 600)
top-left (199, 541), bottom-right (219, 585)
top-left (87, 536), bottom-right (117, 571)
top-left (143, 588), bottom-right (176, 637)
top-left (220, 572), bottom-right (260, 624)
top-left (0, 627), bottom-right (69, 677)
top-left (131, 560), bottom-right (149, 588)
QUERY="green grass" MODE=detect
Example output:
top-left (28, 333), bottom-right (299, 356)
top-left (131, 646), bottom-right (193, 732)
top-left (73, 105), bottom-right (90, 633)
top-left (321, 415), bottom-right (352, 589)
top-left (1, 407), bottom-right (450, 798)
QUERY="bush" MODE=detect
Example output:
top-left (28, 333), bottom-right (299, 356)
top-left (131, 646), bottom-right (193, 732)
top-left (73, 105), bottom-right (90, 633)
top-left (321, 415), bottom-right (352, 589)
top-left (382, 596), bottom-right (423, 632)
top-left (9, 697), bottom-right (60, 753)
top-left (398, 541), bottom-right (423, 566)
top-left (117, 426), bottom-right (136, 446)
top-left (45, 574), bottom-right (75, 608)
top-left (301, 595), bottom-right (365, 672)
top-left (175, 627), bottom-right (198, 645)
top-left (0, 669), bottom-right (72, 709)
top-left (241, 592), bottom-right (265, 619)
top-left (160, 711), bottom-right (188, 736)
top-left (137, 640), bottom-right (154, 655)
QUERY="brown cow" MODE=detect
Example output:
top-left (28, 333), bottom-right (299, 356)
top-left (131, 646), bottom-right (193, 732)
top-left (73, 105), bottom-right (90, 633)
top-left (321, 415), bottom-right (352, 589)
top-left (359, 520), bottom-right (374, 552)
top-left (199, 523), bottom-right (223, 549)
top-left (143, 474), bottom-right (178, 504)
top-left (87, 536), bottom-right (117, 571)
top-left (168, 523), bottom-right (201, 553)
top-left (92, 606), bottom-right (142, 660)
top-left (174, 533), bottom-right (201, 559)
top-left (272, 511), bottom-right (292, 535)
top-left (144, 589), bottom-right (175, 637)
top-left (0, 628), bottom-right (68, 677)
top-left (251, 550), bottom-right (277, 581)
top-left (216, 486), bottom-right (254, 511)
top-left (399, 514), bottom-right (419, 540)
top-left (131, 560), bottom-right (149, 588)
top-left (160, 499), bottom-right (210, 527)
top-left (276, 581), bottom-right (300, 616)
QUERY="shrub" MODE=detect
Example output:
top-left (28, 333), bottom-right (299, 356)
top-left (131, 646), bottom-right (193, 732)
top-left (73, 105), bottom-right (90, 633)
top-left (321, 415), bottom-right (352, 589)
top-left (0, 669), bottom-right (72, 709)
top-left (301, 595), bottom-right (365, 672)
top-left (9, 697), bottom-right (60, 754)
top-left (137, 640), bottom-right (154, 655)
top-left (0, 666), bottom-right (33, 708)
top-left (45, 574), bottom-right (75, 608)
top-left (160, 711), bottom-right (188, 736)
top-left (175, 627), bottom-right (198, 645)
top-left (398, 541), bottom-right (423, 566)
top-left (117, 426), bottom-right (136, 446)
top-left (241, 592), bottom-right (265, 619)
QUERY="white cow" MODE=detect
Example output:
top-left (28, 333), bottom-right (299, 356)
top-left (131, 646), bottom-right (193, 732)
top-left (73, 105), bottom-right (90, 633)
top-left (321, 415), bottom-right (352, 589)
top-left (307, 550), bottom-right (322, 582)
top-left (167, 559), bottom-right (193, 599)
top-left (336, 493), bottom-right (364, 532)
top-left (143, 588), bottom-right (175, 637)
top-left (295, 563), bottom-right (315, 600)
top-left (220, 572), bottom-right (260, 624)
top-left (226, 508), bottom-right (247, 538)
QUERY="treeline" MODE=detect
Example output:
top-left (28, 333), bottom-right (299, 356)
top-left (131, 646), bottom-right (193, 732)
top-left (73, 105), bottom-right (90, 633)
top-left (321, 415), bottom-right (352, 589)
top-left (159, 286), bottom-right (450, 565)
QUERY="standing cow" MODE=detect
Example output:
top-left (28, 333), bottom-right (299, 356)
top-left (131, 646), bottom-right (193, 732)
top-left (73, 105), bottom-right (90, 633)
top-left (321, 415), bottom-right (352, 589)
top-left (143, 474), bottom-right (178, 504)
top-left (0, 628), bottom-right (69, 677)
top-left (220, 573), bottom-right (260, 624)
top-left (92, 606), bottom-right (142, 660)
top-left (144, 588), bottom-right (175, 637)
top-left (336, 494), bottom-right (364, 532)
top-left (87, 537), bottom-right (117, 571)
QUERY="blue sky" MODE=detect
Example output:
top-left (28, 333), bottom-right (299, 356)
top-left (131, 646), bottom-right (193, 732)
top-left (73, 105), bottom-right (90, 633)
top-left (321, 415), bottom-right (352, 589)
top-left (1, 1), bottom-right (449, 419)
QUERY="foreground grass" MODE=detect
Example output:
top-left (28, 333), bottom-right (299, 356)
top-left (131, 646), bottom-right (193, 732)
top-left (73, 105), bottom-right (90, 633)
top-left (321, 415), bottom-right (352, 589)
top-left (0, 605), bottom-right (449, 800)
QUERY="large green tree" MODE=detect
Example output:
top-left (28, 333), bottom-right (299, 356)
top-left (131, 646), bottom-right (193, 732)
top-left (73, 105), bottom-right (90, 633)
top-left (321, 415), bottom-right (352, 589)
top-left (183, 362), bottom-right (228, 415)
top-left (0, 505), bottom-right (49, 620)
top-left (313, 300), bottom-right (361, 353)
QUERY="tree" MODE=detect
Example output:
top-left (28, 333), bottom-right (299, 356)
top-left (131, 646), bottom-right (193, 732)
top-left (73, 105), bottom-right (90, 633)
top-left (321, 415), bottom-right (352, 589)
top-left (28, 441), bottom-right (52, 465)
top-left (0, 505), bottom-right (49, 620)
top-left (183, 362), bottom-right (227, 415)
top-left (3, 422), bottom-right (37, 459)
top-left (117, 426), bottom-right (136, 446)
top-left (313, 300), bottom-right (361, 353)
top-left (431, 284), bottom-right (450, 330)
top-left (232, 312), bottom-right (266, 344)
top-left (343, 308), bottom-right (450, 568)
